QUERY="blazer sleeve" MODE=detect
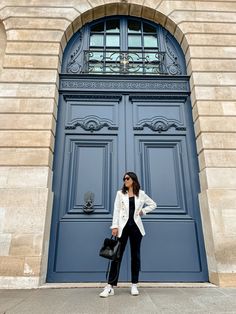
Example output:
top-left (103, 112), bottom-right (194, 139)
top-left (141, 192), bottom-right (157, 215)
top-left (110, 191), bottom-right (120, 229)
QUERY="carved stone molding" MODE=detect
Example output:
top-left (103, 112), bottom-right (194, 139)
top-left (60, 77), bottom-right (189, 93)
top-left (134, 116), bottom-right (186, 133)
top-left (65, 115), bottom-right (118, 132)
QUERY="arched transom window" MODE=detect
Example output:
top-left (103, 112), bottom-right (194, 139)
top-left (64, 16), bottom-right (186, 75)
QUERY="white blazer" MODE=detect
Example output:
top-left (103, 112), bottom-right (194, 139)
top-left (110, 190), bottom-right (157, 237)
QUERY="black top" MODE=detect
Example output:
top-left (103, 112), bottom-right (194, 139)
top-left (127, 196), bottom-right (135, 226)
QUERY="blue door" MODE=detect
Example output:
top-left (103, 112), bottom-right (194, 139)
top-left (47, 86), bottom-right (208, 282)
top-left (47, 16), bottom-right (208, 282)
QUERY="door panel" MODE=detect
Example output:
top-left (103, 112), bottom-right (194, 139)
top-left (47, 92), bottom-right (208, 282)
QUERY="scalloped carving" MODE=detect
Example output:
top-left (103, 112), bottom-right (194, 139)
top-left (65, 115), bottom-right (118, 132)
top-left (134, 116), bottom-right (186, 133)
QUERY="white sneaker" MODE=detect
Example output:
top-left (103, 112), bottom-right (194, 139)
top-left (99, 284), bottom-right (114, 298)
top-left (131, 284), bottom-right (139, 296)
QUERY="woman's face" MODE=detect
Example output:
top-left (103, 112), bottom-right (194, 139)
top-left (123, 174), bottom-right (133, 189)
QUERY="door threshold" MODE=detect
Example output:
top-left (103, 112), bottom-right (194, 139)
top-left (40, 282), bottom-right (216, 289)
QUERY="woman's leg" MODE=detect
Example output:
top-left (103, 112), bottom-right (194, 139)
top-left (129, 224), bottom-right (143, 284)
top-left (108, 225), bottom-right (129, 286)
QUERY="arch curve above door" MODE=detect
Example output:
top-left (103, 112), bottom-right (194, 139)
top-left (61, 16), bottom-right (187, 76)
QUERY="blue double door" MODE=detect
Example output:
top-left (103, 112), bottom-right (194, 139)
top-left (47, 91), bottom-right (209, 282)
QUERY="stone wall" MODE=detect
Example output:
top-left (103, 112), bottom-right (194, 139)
top-left (0, 0), bottom-right (235, 288)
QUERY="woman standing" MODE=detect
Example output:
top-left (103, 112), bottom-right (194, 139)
top-left (99, 172), bottom-right (157, 297)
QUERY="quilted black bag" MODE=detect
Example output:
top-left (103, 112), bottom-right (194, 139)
top-left (99, 236), bottom-right (121, 261)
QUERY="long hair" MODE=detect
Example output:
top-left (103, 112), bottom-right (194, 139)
top-left (122, 172), bottom-right (140, 197)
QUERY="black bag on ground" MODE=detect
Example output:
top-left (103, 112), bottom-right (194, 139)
top-left (99, 236), bottom-right (121, 261)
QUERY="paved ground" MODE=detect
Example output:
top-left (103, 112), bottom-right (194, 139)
top-left (1, 286), bottom-right (236, 314)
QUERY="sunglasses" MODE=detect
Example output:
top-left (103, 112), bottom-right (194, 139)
top-left (123, 177), bottom-right (130, 181)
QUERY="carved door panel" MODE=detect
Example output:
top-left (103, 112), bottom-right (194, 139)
top-left (47, 92), bottom-right (208, 282)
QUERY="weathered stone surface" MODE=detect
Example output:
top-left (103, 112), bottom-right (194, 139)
top-left (0, 98), bottom-right (57, 114)
top-left (0, 114), bottom-right (55, 130)
top-left (3, 55), bottom-right (60, 70)
top-left (193, 101), bottom-right (236, 121)
top-left (0, 69), bottom-right (58, 83)
top-left (0, 256), bottom-right (25, 276)
top-left (9, 234), bottom-right (43, 256)
top-left (197, 133), bottom-right (236, 153)
top-left (0, 148), bottom-right (53, 167)
top-left (199, 150), bottom-right (236, 170)
top-left (0, 131), bottom-right (54, 149)
top-left (0, 167), bottom-right (51, 188)
top-left (0, 234), bottom-right (11, 256)
top-left (200, 168), bottom-right (236, 190)
top-left (24, 256), bottom-right (41, 276)
top-left (6, 42), bottom-right (60, 55)
top-left (195, 117), bottom-right (236, 136)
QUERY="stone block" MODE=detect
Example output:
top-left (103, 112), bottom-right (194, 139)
top-left (0, 6), bottom-right (78, 21)
top-left (93, 5), bottom-right (106, 20)
top-left (3, 55), bottom-right (60, 70)
top-left (0, 148), bottom-right (53, 167)
top-left (158, 0), bottom-right (195, 16)
top-left (24, 257), bottom-right (41, 276)
top-left (0, 234), bottom-right (11, 256)
top-left (0, 113), bottom-right (55, 131)
top-left (129, 4), bottom-right (142, 17)
top-left (198, 150), bottom-right (236, 170)
top-left (81, 8), bottom-right (93, 25)
top-left (0, 69), bottom-right (58, 84)
top-left (170, 10), bottom-right (236, 24)
top-left (198, 190), bottom-right (218, 272)
top-left (72, 15), bottom-right (83, 33)
top-left (177, 21), bottom-right (236, 35)
top-left (194, 116), bottom-right (236, 135)
top-left (199, 168), bottom-right (236, 190)
top-left (0, 98), bottom-right (57, 115)
top-left (192, 101), bottom-right (236, 121)
top-left (0, 207), bottom-right (5, 232)
top-left (190, 73), bottom-right (236, 88)
top-left (105, 3), bottom-right (118, 16)
top-left (9, 234), bottom-right (43, 257)
top-left (197, 133), bottom-right (236, 152)
top-left (0, 188), bottom-right (49, 208)
top-left (185, 34), bottom-right (236, 46)
top-left (192, 86), bottom-right (236, 104)
top-left (187, 46), bottom-right (236, 61)
top-left (0, 256), bottom-right (25, 276)
top-left (0, 131), bottom-right (54, 149)
top-left (142, 6), bottom-right (155, 21)
top-left (6, 42), bottom-right (60, 55)
top-left (0, 276), bottom-right (39, 289)
top-left (0, 167), bottom-right (50, 188)
top-left (143, 0), bottom-right (161, 9)
top-left (4, 17), bottom-right (70, 31)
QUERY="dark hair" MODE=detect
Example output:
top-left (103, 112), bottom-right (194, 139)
top-left (122, 172), bottom-right (140, 196)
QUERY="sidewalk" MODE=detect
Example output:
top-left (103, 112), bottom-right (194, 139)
top-left (1, 285), bottom-right (236, 314)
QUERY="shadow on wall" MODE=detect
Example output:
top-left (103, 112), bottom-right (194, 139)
top-left (0, 21), bottom-right (6, 76)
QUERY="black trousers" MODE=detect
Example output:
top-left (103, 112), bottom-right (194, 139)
top-left (108, 222), bottom-right (143, 286)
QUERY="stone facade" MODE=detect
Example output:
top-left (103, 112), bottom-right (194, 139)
top-left (0, 0), bottom-right (235, 288)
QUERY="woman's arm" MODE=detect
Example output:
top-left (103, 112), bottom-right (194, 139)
top-left (141, 192), bottom-right (157, 215)
top-left (110, 191), bottom-right (120, 229)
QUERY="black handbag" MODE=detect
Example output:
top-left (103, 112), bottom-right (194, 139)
top-left (99, 236), bottom-right (121, 261)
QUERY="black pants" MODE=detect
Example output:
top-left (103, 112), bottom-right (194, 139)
top-left (108, 222), bottom-right (143, 286)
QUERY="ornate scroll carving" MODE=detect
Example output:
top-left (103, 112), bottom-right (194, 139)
top-left (65, 115), bottom-right (118, 132)
top-left (134, 117), bottom-right (186, 133)
top-left (66, 30), bottom-right (84, 74)
top-left (163, 30), bottom-right (182, 76)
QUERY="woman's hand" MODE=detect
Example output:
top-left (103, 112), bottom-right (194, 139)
top-left (112, 228), bottom-right (118, 236)
top-left (139, 210), bottom-right (144, 216)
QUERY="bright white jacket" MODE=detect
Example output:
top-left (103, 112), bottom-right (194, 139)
top-left (110, 190), bottom-right (157, 237)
